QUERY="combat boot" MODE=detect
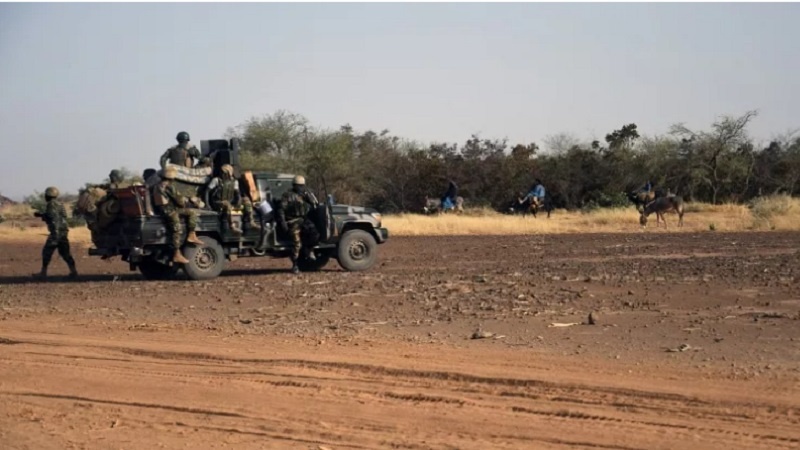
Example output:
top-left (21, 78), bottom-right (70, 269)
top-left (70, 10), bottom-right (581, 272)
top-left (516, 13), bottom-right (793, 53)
top-left (186, 231), bottom-right (204, 246)
top-left (291, 263), bottom-right (300, 275)
top-left (173, 249), bottom-right (190, 265)
top-left (303, 248), bottom-right (317, 261)
top-left (32, 267), bottom-right (47, 280)
top-left (68, 264), bottom-right (78, 279)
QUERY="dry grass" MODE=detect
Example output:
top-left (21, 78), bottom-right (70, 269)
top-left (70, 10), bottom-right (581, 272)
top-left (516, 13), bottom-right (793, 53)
top-left (0, 224), bottom-right (92, 244)
top-left (1, 197), bottom-right (798, 243)
top-left (749, 194), bottom-right (799, 230)
top-left (0, 203), bottom-right (35, 221)
top-left (384, 196), bottom-right (800, 236)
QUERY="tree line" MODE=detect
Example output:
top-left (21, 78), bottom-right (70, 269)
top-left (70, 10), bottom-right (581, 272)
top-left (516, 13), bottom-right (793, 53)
top-left (9, 109), bottom-right (797, 216)
top-left (226, 110), bottom-right (800, 213)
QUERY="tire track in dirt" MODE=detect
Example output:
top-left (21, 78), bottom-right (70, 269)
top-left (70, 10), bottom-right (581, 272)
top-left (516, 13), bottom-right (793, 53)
top-left (2, 336), bottom-right (798, 450)
top-left (1, 233), bottom-right (799, 449)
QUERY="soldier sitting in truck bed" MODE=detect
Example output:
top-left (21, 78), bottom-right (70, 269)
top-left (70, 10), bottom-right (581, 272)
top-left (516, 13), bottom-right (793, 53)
top-left (153, 166), bottom-right (204, 264)
top-left (205, 164), bottom-right (257, 235)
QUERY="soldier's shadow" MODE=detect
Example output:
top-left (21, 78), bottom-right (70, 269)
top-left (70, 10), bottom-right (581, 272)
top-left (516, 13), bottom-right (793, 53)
top-left (0, 268), bottom-right (339, 285)
top-left (0, 274), bottom-right (143, 285)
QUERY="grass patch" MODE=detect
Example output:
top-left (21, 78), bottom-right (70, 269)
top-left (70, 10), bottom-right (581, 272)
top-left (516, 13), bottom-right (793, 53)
top-left (384, 196), bottom-right (800, 236)
top-left (749, 195), bottom-right (800, 230)
top-left (0, 224), bottom-right (92, 244)
top-left (1, 197), bottom-right (798, 243)
top-left (0, 203), bottom-right (34, 222)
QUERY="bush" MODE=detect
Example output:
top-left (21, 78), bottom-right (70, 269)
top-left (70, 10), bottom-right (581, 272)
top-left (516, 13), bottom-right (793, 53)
top-left (748, 194), bottom-right (793, 219)
top-left (24, 191), bottom-right (47, 213)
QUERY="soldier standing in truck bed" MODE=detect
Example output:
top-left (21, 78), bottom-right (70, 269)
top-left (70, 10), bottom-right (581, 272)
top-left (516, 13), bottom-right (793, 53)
top-left (152, 166), bottom-right (204, 264)
top-left (160, 131), bottom-right (201, 169)
top-left (33, 186), bottom-right (78, 280)
top-left (277, 175), bottom-right (319, 274)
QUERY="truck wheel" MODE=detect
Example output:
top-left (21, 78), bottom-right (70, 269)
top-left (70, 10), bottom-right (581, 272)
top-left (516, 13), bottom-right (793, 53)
top-left (182, 236), bottom-right (226, 280)
top-left (337, 229), bottom-right (377, 271)
top-left (138, 259), bottom-right (179, 280)
top-left (298, 250), bottom-right (332, 272)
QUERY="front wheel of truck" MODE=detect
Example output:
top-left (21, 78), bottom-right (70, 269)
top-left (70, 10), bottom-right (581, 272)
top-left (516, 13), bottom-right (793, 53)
top-left (336, 229), bottom-right (378, 272)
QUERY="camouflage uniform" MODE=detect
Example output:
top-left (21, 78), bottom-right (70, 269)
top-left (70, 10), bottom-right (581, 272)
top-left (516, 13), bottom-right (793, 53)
top-left (152, 174), bottom-right (203, 263)
top-left (206, 166), bottom-right (256, 233)
top-left (277, 179), bottom-right (318, 273)
top-left (34, 193), bottom-right (77, 279)
top-left (160, 143), bottom-right (201, 169)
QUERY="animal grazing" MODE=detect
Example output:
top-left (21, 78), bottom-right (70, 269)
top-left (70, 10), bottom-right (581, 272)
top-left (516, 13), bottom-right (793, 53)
top-left (640, 195), bottom-right (684, 228)
top-left (628, 190), bottom-right (656, 212)
top-left (423, 196), bottom-right (464, 215)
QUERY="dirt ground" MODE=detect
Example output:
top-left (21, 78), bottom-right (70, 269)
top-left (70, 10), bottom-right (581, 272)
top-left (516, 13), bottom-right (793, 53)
top-left (1, 232), bottom-right (799, 449)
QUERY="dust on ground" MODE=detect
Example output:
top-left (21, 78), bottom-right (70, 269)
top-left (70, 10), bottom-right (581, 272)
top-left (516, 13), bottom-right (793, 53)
top-left (1, 232), bottom-right (799, 449)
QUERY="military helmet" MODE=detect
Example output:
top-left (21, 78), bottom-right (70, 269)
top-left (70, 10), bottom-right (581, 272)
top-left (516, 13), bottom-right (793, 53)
top-left (176, 131), bottom-right (190, 142)
top-left (292, 175), bottom-right (306, 186)
top-left (109, 169), bottom-right (123, 183)
top-left (44, 186), bottom-right (60, 199)
top-left (163, 167), bottom-right (178, 180)
top-left (220, 164), bottom-right (234, 177)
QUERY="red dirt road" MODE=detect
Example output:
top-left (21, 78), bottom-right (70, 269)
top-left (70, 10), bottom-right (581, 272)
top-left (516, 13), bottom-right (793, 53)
top-left (1, 232), bottom-right (799, 449)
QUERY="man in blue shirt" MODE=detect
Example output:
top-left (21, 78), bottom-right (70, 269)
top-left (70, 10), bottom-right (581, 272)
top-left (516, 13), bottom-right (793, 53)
top-left (441, 180), bottom-right (458, 211)
top-left (523, 179), bottom-right (546, 206)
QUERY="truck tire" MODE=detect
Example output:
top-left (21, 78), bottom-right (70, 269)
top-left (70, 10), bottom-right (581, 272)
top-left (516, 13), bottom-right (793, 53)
top-left (182, 236), bottom-right (226, 280)
top-left (138, 259), bottom-right (179, 280)
top-left (336, 229), bottom-right (377, 272)
top-left (298, 250), bottom-right (332, 272)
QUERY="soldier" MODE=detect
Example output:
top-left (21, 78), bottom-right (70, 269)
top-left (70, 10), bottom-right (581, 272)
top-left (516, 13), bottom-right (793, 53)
top-left (160, 131), bottom-right (201, 169)
top-left (92, 169), bottom-right (129, 192)
top-left (277, 175), bottom-right (319, 274)
top-left (33, 187), bottom-right (78, 279)
top-left (152, 166), bottom-right (204, 264)
top-left (205, 164), bottom-right (256, 235)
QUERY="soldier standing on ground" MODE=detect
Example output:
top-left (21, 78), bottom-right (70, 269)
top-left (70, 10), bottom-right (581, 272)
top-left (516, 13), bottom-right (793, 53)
top-left (277, 175), bottom-right (318, 274)
top-left (205, 164), bottom-right (256, 235)
top-left (160, 131), bottom-right (201, 169)
top-left (33, 187), bottom-right (78, 279)
top-left (152, 166), bottom-right (204, 264)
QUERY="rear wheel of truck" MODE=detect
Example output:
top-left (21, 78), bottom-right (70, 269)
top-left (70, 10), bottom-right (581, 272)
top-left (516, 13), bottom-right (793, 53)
top-left (182, 236), bottom-right (226, 280)
top-left (298, 249), bottom-right (332, 272)
top-left (336, 229), bottom-right (377, 272)
top-left (138, 259), bottom-right (179, 280)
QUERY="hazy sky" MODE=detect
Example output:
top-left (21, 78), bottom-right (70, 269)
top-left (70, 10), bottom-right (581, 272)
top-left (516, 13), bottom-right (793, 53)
top-left (1, 3), bottom-right (799, 200)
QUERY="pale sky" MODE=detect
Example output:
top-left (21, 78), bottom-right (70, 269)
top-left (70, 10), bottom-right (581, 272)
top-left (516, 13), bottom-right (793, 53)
top-left (1, 3), bottom-right (799, 200)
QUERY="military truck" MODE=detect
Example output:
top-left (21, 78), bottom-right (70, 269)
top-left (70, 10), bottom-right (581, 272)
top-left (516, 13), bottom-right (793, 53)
top-left (86, 138), bottom-right (389, 280)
